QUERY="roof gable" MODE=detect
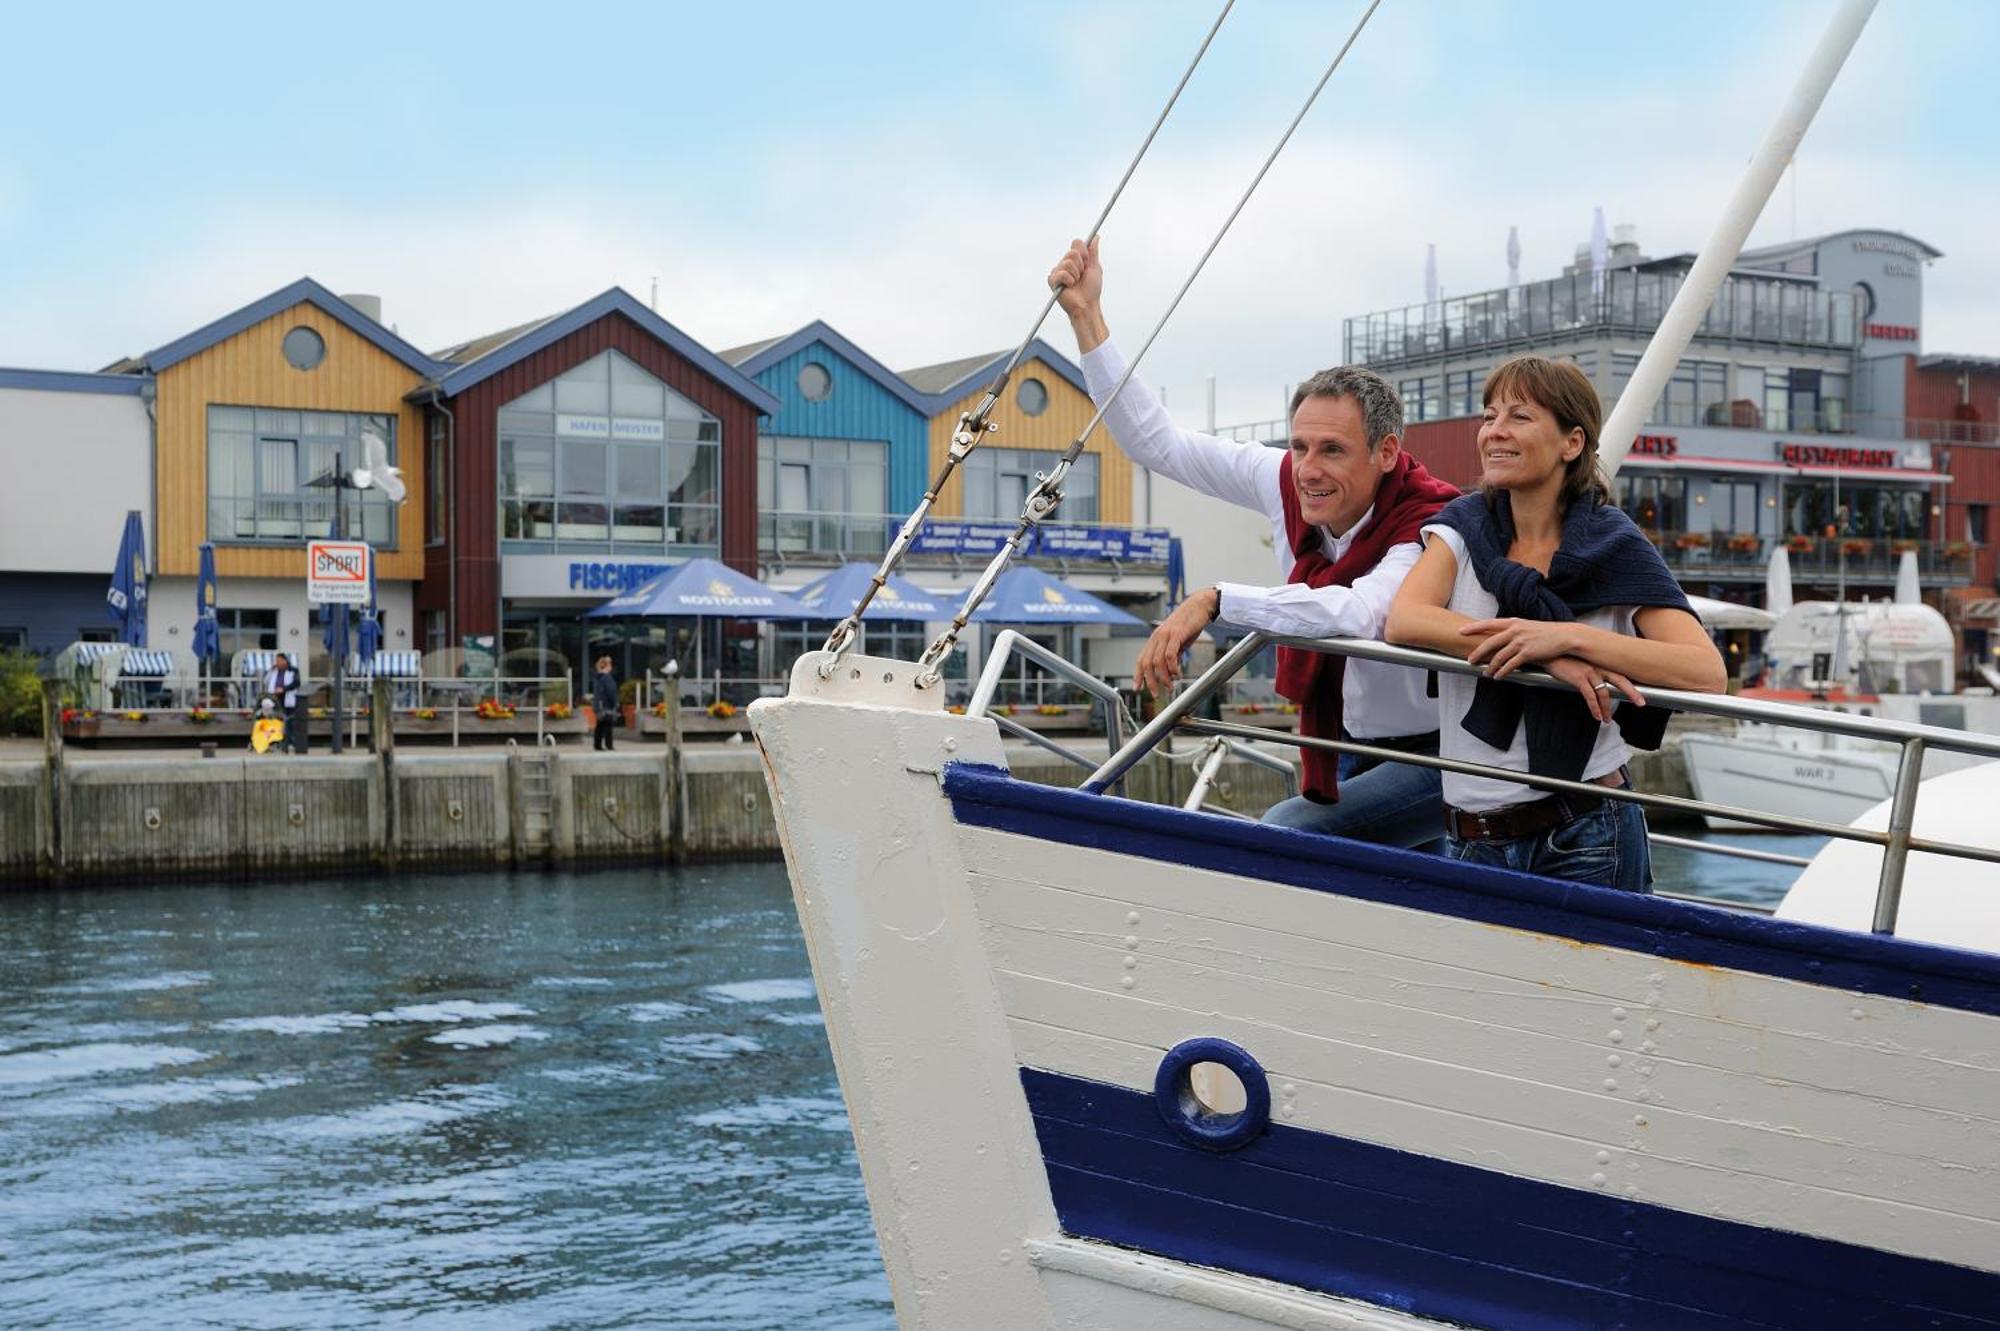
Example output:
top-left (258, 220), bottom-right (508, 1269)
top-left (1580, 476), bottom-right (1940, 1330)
top-left (901, 337), bottom-right (1089, 413)
top-left (431, 287), bottom-right (780, 415)
top-left (142, 277), bottom-right (441, 376)
top-left (728, 320), bottom-right (933, 416)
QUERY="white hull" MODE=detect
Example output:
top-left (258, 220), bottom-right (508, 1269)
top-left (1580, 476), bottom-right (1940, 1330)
top-left (751, 657), bottom-right (2000, 1331)
top-left (1679, 732), bottom-right (1894, 830)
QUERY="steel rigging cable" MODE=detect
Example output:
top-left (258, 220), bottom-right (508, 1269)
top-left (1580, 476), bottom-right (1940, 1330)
top-left (912, 0), bottom-right (1387, 687)
top-left (820, 0), bottom-right (1237, 672)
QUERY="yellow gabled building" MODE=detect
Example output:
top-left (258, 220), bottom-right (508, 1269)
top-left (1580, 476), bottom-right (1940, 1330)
top-left (132, 279), bottom-right (433, 669)
top-left (902, 339), bottom-right (1131, 528)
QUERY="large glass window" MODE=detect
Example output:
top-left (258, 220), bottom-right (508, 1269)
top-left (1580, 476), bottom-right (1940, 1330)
top-left (961, 448), bottom-right (1099, 523)
top-left (207, 408), bottom-right (399, 546)
top-left (1785, 483), bottom-right (1930, 540)
top-left (758, 436), bottom-right (891, 557)
top-left (1617, 474), bottom-right (1685, 534)
top-left (217, 608), bottom-right (279, 660)
top-left (499, 350), bottom-right (721, 556)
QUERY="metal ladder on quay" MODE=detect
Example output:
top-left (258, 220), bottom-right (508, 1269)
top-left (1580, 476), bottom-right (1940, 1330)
top-left (516, 745), bottom-right (555, 860)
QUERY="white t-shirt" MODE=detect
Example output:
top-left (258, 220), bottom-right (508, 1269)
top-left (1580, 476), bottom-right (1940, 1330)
top-left (1421, 525), bottom-right (1638, 813)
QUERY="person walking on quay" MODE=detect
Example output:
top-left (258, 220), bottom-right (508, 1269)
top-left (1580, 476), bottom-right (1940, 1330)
top-left (591, 656), bottom-right (620, 751)
top-left (263, 651), bottom-right (305, 754)
top-left (1049, 237), bottom-right (1459, 850)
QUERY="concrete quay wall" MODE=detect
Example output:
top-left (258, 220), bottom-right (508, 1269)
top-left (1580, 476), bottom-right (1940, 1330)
top-left (0, 741), bottom-right (1308, 884)
top-left (0, 731), bottom-right (1704, 885)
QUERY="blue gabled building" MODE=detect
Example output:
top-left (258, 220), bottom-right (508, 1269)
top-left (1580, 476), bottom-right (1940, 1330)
top-left (722, 321), bottom-right (934, 581)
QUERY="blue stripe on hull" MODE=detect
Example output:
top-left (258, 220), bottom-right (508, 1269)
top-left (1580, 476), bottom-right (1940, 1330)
top-left (942, 763), bottom-right (2000, 1018)
top-left (1022, 1068), bottom-right (2000, 1331)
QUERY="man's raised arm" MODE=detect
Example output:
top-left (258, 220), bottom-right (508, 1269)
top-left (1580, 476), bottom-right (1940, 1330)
top-left (1050, 238), bottom-right (1282, 518)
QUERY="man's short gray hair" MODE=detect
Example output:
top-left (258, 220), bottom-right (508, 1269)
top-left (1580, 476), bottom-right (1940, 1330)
top-left (1288, 366), bottom-right (1403, 450)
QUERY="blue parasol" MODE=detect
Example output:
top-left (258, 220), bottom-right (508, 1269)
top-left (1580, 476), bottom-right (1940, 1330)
top-left (966, 565), bottom-right (1144, 626)
top-left (192, 543), bottom-right (221, 662)
top-left (795, 563), bottom-right (950, 620)
top-left (584, 557), bottom-right (813, 620)
top-left (106, 509), bottom-right (149, 645)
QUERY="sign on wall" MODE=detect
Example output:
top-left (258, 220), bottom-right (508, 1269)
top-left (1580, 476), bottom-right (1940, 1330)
top-left (910, 521), bottom-right (1173, 563)
top-left (306, 540), bottom-right (371, 604)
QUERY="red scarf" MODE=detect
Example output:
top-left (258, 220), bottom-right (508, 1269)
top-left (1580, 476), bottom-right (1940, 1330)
top-left (1273, 452), bottom-right (1458, 802)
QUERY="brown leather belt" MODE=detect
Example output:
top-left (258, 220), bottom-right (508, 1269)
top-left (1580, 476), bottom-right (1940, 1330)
top-left (1446, 774), bottom-right (1629, 842)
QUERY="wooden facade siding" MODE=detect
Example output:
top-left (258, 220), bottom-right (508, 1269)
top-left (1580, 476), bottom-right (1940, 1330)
top-left (752, 339), bottom-right (930, 513)
top-left (417, 310), bottom-right (765, 639)
top-left (154, 301), bottom-right (428, 579)
top-left (924, 356), bottom-right (1131, 526)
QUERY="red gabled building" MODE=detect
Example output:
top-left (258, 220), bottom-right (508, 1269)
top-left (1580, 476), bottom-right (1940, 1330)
top-left (411, 288), bottom-right (779, 678)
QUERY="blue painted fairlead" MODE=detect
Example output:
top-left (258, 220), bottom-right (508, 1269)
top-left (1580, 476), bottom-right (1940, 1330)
top-left (1022, 1067), bottom-right (2000, 1331)
top-left (1152, 1038), bottom-right (1270, 1152)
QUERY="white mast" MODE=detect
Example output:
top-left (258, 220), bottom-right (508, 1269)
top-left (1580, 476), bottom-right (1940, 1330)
top-left (1600, 0), bottom-right (1878, 479)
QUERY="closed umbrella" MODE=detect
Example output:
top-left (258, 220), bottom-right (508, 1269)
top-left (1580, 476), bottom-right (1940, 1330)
top-left (192, 543), bottom-right (221, 663)
top-left (357, 551), bottom-right (382, 660)
top-left (107, 509), bottom-right (148, 646)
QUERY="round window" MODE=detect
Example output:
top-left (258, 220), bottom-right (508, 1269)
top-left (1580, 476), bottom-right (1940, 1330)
top-left (798, 361), bottom-right (833, 402)
top-left (282, 326), bottom-right (326, 371)
top-left (1016, 377), bottom-right (1049, 417)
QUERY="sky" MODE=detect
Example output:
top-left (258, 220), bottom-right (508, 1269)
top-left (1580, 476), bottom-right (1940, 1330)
top-left (2, 0), bottom-right (1994, 428)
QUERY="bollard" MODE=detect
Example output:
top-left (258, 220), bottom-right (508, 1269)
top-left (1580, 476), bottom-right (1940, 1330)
top-left (40, 678), bottom-right (62, 877)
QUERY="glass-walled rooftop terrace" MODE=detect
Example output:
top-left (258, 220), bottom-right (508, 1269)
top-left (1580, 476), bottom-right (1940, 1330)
top-left (1343, 264), bottom-right (1860, 370)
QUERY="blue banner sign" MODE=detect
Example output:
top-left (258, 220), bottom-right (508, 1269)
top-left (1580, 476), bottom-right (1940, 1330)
top-left (910, 521), bottom-right (1171, 563)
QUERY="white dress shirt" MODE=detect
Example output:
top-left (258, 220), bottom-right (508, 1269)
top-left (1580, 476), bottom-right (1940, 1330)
top-left (1082, 339), bottom-right (1437, 739)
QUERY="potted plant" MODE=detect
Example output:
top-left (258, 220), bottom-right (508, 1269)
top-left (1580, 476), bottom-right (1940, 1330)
top-left (412, 706), bottom-right (438, 721)
top-left (707, 700), bottom-right (738, 720)
top-left (1726, 533), bottom-right (1760, 555)
top-left (619, 678), bottom-right (641, 729)
top-left (546, 701), bottom-right (573, 720)
top-left (1945, 540), bottom-right (1973, 560)
top-left (59, 706), bottom-right (99, 738)
top-left (1784, 534), bottom-right (1815, 554)
top-left (1674, 532), bottom-right (1709, 551)
top-left (474, 698), bottom-right (516, 721)
top-left (1840, 538), bottom-right (1871, 558)
top-left (187, 707), bottom-right (216, 724)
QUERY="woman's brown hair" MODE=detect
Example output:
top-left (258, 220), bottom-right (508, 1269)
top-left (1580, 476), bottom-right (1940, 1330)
top-left (1481, 356), bottom-right (1610, 510)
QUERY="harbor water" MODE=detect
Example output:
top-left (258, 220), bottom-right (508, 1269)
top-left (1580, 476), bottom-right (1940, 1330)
top-left (0, 839), bottom-right (1808, 1328)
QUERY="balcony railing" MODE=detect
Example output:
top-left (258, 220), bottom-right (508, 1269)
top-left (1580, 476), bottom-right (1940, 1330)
top-left (1218, 411), bottom-right (1997, 448)
top-left (1344, 265), bottom-right (1860, 368)
top-left (1648, 530), bottom-right (1973, 582)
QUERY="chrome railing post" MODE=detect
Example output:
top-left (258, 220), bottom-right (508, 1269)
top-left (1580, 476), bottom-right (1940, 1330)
top-left (1083, 632), bottom-right (1269, 795)
top-left (1872, 737), bottom-right (1926, 935)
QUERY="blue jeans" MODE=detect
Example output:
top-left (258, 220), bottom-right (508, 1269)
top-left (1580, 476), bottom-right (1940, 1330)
top-left (1445, 798), bottom-right (1653, 893)
top-left (1261, 748), bottom-right (1445, 851)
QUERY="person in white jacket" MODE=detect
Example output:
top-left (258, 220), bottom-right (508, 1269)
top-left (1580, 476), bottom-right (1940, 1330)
top-left (1049, 237), bottom-right (1454, 848)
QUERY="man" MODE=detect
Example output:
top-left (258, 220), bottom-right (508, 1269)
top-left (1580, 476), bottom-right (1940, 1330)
top-left (262, 651), bottom-right (304, 754)
top-left (591, 656), bottom-right (620, 751)
top-left (1050, 237), bottom-right (1458, 848)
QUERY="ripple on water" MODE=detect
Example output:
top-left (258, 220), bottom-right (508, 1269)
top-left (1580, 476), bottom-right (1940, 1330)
top-left (657, 1033), bottom-right (765, 1062)
top-left (623, 1000), bottom-right (705, 1022)
top-left (426, 1024), bottom-right (548, 1049)
top-left (689, 1092), bottom-right (850, 1133)
top-left (49, 971), bottom-right (213, 995)
top-left (702, 978), bottom-right (817, 1004)
top-left (212, 1000), bottom-right (536, 1036)
top-left (0, 1043), bottom-right (211, 1089)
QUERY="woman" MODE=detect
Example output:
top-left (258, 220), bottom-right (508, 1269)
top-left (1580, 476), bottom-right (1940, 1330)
top-left (1385, 356), bottom-right (1724, 890)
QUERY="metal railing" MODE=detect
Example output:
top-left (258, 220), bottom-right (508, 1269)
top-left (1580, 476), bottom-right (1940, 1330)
top-left (1640, 531), bottom-right (1972, 582)
top-left (1080, 632), bottom-right (2000, 936)
top-left (968, 629), bottom-right (1295, 811)
top-left (1342, 267), bottom-right (1860, 369)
